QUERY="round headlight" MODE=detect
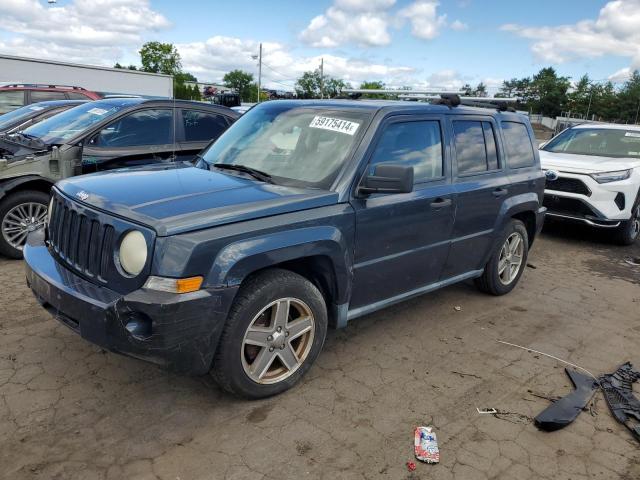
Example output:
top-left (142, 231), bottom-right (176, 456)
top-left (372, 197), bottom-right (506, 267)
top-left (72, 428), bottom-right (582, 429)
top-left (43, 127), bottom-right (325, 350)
top-left (118, 230), bottom-right (147, 276)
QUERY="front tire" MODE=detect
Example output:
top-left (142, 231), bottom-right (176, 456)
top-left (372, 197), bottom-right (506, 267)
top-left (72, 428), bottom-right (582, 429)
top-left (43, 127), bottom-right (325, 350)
top-left (613, 202), bottom-right (640, 246)
top-left (212, 269), bottom-right (328, 399)
top-left (0, 190), bottom-right (50, 259)
top-left (475, 219), bottom-right (529, 296)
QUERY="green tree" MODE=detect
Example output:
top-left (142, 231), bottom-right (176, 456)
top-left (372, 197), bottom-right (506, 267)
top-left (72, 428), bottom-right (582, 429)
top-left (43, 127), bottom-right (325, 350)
top-left (528, 67), bottom-right (570, 117)
top-left (359, 80), bottom-right (386, 98)
top-left (223, 70), bottom-right (255, 102)
top-left (114, 63), bottom-right (138, 71)
top-left (566, 74), bottom-right (592, 117)
top-left (295, 70), bottom-right (347, 99)
top-left (617, 70), bottom-right (640, 123)
top-left (295, 70), bottom-right (322, 98)
top-left (139, 41), bottom-right (182, 75)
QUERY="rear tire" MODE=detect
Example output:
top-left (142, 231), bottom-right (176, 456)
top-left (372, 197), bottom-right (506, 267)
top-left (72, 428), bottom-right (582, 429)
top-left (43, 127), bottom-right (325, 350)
top-left (475, 219), bottom-right (529, 296)
top-left (211, 269), bottom-right (328, 399)
top-left (612, 201), bottom-right (640, 246)
top-left (0, 190), bottom-right (50, 259)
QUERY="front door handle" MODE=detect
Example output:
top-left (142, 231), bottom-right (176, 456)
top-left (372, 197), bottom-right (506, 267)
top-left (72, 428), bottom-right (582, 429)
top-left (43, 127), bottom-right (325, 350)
top-left (430, 198), bottom-right (452, 208)
top-left (492, 188), bottom-right (508, 198)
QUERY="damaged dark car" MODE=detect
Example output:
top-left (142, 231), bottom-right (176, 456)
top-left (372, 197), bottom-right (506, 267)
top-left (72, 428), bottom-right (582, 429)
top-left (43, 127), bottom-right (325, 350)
top-left (0, 98), bottom-right (239, 258)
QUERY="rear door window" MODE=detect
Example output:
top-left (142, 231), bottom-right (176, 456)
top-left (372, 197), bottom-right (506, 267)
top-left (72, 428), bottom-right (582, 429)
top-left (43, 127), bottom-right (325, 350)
top-left (93, 109), bottom-right (174, 147)
top-left (369, 120), bottom-right (443, 183)
top-left (502, 121), bottom-right (535, 168)
top-left (182, 110), bottom-right (229, 142)
top-left (453, 120), bottom-right (500, 174)
top-left (0, 91), bottom-right (25, 114)
top-left (30, 91), bottom-right (68, 102)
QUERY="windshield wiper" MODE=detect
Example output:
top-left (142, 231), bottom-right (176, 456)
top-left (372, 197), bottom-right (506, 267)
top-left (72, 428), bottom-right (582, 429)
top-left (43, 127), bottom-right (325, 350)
top-left (213, 163), bottom-right (274, 184)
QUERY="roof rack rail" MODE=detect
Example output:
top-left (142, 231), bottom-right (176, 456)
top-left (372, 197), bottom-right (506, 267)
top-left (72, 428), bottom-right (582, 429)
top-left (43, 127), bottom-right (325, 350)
top-left (341, 88), bottom-right (518, 111)
top-left (0, 83), bottom-right (88, 91)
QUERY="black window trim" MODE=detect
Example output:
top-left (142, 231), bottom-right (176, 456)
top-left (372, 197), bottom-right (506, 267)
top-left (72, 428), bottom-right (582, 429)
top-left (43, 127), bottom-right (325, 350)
top-left (451, 115), bottom-right (504, 179)
top-left (363, 114), bottom-right (447, 188)
top-left (500, 119), bottom-right (536, 170)
top-left (87, 106), bottom-right (177, 148)
top-left (178, 108), bottom-right (234, 144)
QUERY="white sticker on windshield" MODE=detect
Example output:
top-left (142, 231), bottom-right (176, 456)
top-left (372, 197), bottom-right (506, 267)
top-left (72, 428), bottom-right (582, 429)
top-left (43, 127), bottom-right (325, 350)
top-left (29, 106), bottom-right (45, 111)
top-left (625, 132), bottom-right (640, 137)
top-left (87, 107), bottom-right (108, 116)
top-left (309, 116), bottom-right (360, 135)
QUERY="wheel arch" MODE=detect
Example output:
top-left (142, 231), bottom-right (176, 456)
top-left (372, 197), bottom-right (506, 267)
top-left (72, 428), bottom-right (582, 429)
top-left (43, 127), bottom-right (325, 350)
top-left (207, 227), bottom-right (353, 319)
top-left (0, 176), bottom-right (54, 202)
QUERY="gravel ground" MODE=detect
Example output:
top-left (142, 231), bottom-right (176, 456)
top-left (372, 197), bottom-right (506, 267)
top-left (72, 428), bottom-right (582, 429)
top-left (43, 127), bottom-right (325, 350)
top-left (0, 221), bottom-right (639, 480)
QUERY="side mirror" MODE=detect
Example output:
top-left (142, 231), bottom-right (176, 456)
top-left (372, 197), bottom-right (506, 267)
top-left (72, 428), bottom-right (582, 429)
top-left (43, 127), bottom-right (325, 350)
top-left (359, 163), bottom-right (414, 195)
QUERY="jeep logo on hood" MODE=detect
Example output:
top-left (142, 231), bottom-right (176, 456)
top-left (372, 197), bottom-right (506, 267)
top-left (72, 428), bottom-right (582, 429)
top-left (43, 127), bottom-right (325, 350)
top-left (76, 190), bottom-right (90, 201)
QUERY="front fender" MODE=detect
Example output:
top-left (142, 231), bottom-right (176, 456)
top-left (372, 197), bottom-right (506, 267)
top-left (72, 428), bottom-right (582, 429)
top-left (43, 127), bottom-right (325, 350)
top-left (207, 226), bottom-right (352, 304)
top-left (0, 175), bottom-right (53, 201)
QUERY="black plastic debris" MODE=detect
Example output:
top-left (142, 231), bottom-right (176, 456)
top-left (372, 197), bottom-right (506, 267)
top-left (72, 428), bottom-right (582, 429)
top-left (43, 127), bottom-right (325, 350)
top-left (599, 362), bottom-right (640, 441)
top-left (534, 368), bottom-right (599, 431)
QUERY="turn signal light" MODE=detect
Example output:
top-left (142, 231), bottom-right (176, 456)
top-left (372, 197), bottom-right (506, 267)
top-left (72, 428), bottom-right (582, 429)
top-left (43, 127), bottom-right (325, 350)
top-left (144, 276), bottom-right (203, 294)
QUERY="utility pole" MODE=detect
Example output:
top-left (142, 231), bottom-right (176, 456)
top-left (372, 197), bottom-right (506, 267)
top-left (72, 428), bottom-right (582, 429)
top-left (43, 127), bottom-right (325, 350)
top-left (635, 98), bottom-right (640, 125)
top-left (586, 86), bottom-right (593, 120)
top-left (257, 43), bottom-right (262, 104)
top-left (319, 57), bottom-right (324, 99)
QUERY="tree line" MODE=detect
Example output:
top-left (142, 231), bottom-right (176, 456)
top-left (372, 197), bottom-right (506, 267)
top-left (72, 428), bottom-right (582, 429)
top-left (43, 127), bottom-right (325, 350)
top-left (115, 43), bottom-right (640, 123)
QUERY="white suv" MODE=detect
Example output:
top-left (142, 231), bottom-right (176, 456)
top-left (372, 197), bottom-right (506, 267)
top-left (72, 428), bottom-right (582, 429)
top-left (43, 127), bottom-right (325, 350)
top-left (540, 123), bottom-right (640, 245)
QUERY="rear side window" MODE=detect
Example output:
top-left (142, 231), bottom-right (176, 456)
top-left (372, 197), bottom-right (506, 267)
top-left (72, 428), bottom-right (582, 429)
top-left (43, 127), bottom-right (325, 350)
top-left (31, 91), bottom-right (67, 102)
top-left (502, 121), bottom-right (535, 168)
top-left (67, 92), bottom-right (91, 100)
top-left (93, 109), bottom-right (173, 147)
top-left (0, 91), bottom-right (25, 114)
top-left (369, 121), bottom-right (443, 183)
top-left (182, 110), bottom-right (229, 142)
top-left (453, 120), bottom-right (499, 174)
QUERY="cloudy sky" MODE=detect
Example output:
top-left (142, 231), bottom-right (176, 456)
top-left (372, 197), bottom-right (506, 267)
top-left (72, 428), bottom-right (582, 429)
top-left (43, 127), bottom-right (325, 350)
top-left (1, 0), bottom-right (639, 92)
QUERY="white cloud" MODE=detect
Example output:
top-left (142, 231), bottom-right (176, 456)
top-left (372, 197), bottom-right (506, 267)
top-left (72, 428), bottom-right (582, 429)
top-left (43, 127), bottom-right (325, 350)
top-left (0, 0), bottom-right (170, 65)
top-left (177, 36), bottom-right (416, 88)
top-left (397, 1), bottom-right (447, 40)
top-left (450, 19), bottom-right (468, 31)
top-left (501, 0), bottom-right (640, 72)
top-left (300, 1), bottom-right (394, 48)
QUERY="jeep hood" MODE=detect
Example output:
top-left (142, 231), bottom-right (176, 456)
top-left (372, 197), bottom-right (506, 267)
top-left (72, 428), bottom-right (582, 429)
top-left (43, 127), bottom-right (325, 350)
top-left (539, 149), bottom-right (640, 173)
top-left (56, 163), bottom-right (339, 236)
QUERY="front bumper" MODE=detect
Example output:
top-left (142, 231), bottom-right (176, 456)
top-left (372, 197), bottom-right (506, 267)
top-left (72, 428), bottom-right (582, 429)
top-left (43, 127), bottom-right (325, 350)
top-left (543, 170), bottom-right (639, 227)
top-left (24, 230), bottom-right (238, 375)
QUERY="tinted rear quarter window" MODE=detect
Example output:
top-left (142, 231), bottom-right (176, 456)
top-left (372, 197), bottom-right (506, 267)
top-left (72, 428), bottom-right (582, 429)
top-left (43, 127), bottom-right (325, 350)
top-left (31, 91), bottom-right (68, 102)
top-left (453, 120), bottom-right (499, 174)
top-left (182, 110), bottom-right (229, 142)
top-left (502, 121), bottom-right (535, 168)
top-left (369, 120), bottom-right (443, 183)
top-left (0, 91), bottom-right (25, 114)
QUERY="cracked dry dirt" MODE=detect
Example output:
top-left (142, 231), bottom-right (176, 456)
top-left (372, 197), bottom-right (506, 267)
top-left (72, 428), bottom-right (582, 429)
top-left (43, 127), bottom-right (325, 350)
top-left (1, 221), bottom-right (639, 480)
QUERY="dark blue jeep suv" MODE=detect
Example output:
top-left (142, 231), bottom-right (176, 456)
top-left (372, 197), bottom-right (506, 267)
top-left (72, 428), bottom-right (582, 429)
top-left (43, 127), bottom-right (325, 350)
top-left (24, 99), bottom-right (546, 398)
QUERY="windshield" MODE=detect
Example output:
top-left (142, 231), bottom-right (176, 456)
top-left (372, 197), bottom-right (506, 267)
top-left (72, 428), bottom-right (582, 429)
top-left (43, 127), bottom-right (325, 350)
top-left (201, 102), bottom-right (370, 189)
top-left (0, 103), bottom-right (49, 130)
top-left (543, 127), bottom-right (640, 159)
top-left (21, 101), bottom-right (133, 144)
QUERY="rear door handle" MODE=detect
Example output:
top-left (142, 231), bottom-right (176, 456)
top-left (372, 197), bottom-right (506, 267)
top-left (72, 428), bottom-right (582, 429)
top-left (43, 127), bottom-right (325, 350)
top-left (430, 198), bottom-right (452, 208)
top-left (492, 188), bottom-right (508, 198)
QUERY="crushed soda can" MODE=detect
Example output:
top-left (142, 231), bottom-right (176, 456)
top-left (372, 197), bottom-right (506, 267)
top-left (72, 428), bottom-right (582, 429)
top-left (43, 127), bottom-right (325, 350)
top-left (414, 426), bottom-right (440, 463)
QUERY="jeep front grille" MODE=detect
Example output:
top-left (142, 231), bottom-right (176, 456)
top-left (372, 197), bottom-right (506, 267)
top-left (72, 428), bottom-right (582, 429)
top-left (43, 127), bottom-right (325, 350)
top-left (48, 194), bottom-right (115, 283)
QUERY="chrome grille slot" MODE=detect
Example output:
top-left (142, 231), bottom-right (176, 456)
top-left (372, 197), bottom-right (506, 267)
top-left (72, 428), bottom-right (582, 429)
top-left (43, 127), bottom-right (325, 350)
top-left (45, 190), bottom-right (154, 292)
top-left (48, 193), bottom-right (114, 282)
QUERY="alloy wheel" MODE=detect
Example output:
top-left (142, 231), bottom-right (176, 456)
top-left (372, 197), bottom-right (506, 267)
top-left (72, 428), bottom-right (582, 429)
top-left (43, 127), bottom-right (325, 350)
top-left (1, 202), bottom-right (48, 251)
top-left (241, 297), bottom-right (315, 385)
top-left (498, 232), bottom-right (524, 285)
